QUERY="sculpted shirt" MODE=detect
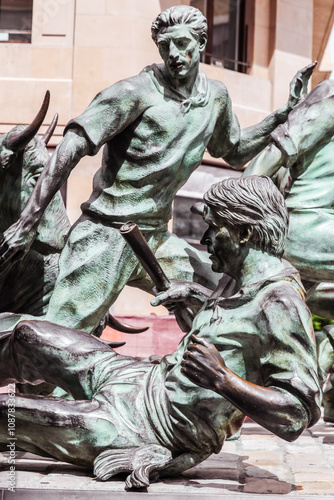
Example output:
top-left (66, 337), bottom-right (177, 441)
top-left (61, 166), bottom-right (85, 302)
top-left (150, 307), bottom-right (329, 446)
top-left (65, 64), bottom-right (240, 230)
top-left (95, 263), bottom-right (321, 455)
top-left (270, 79), bottom-right (334, 279)
top-left (271, 79), bottom-right (334, 211)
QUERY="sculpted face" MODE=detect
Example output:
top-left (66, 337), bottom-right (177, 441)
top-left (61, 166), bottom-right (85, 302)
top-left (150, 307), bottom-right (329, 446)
top-left (200, 206), bottom-right (242, 274)
top-left (157, 25), bottom-right (205, 81)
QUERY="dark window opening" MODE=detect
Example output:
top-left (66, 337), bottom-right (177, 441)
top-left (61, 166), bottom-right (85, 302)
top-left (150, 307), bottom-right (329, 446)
top-left (190, 0), bottom-right (250, 73)
top-left (0, 0), bottom-right (33, 43)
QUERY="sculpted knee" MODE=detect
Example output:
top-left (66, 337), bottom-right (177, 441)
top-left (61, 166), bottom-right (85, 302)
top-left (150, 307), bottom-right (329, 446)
top-left (14, 321), bottom-right (38, 344)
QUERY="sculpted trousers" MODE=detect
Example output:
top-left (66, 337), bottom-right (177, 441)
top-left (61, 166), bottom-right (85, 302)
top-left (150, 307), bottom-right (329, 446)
top-left (0, 320), bottom-right (148, 465)
top-left (45, 216), bottom-right (218, 333)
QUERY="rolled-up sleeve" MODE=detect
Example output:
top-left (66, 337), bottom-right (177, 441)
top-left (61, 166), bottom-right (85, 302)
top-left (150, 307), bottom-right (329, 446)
top-left (271, 80), bottom-right (334, 169)
top-left (64, 76), bottom-right (145, 155)
top-left (260, 284), bottom-right (321, 427)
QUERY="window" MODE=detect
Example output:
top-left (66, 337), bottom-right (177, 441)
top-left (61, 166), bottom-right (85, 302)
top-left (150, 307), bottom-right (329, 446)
top-left (190, 0), bottom-right (250, 73)
top-left (0, 0), bottom-right (33, 42)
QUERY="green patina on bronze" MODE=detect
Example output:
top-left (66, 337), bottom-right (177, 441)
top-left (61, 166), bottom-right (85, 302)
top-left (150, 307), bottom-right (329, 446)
top-left (243, 79), bottom-right (334, 421)
top-left (0, 176), bottom-right (321, 490)
top-left (0, 6), bottom-right (324, 489)
top-left (0, 5), bottom-right (315, 334)
top-left (0, 92), bottom-right (69, 316)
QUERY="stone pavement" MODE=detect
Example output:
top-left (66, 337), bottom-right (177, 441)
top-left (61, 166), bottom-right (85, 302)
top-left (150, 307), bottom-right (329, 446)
top-left (0, 417), bottom-right (333, 499)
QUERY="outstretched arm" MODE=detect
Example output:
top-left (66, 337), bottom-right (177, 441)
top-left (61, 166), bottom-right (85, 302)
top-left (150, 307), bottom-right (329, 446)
top-left (181, 335), bottom-right (311, 442)
top-left (242, 142), bottom-right (284, 178)
top-left (0, 77), bottom-right (146, 276)
top-left (221, 62), bottom-right (316, 169)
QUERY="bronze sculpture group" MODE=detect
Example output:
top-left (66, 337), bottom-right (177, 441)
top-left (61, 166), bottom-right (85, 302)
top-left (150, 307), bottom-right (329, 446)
top-left (0, 6), bottom-right (314, 334)
top-left (0, 3), bottom-right (332, 492)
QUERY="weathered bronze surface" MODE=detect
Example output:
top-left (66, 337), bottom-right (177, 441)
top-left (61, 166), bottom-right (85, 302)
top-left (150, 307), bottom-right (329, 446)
top-left (0, 91), bottom-right (70, 316)
top-left (120, 221), bottom-right (193, 332)
top-left (0, 5), bottom-right (315, 334)
top-left (0, 176), bottom-right (321, 490)
top-left (243, 79), bottom-right (334, 419)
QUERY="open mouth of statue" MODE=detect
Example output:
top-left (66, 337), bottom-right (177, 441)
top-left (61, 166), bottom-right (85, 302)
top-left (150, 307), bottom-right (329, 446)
top-left (170, 62), bottom-right (184, 70)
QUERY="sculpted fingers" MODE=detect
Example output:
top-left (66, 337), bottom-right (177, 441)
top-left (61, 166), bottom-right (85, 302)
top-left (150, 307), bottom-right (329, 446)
top-left (185, 339), bottom-right (227, 376)
top-left (190, 334), bottom-right (212, 349)
top-left (0, 223), bottom-right (30, 272)
top-left (181, 354), bottom-right (211, 389)
top-left (151, 282), bottom-right (191, 308)
top-left (182, 348), bottom-right (207, 374)
top-left (289, 61), bottom-right (317, 104)
top-left (181, 357), bottom-right (202, 379)
top-left (299, 61), bottom-right (317, 81)
top-left (151, 291), bottom-right (169, 307)
top-left (0, 242), bottom-right (23, 279)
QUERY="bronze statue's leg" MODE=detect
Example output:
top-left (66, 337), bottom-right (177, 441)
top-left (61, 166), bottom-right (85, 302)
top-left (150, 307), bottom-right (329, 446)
top-left (322, 326), bottom-right (334, 422)
top-left (93, 445), bottom-right (209, 490)
top-left (308, 286), bottom-right (334, 422)
top-left (45, 218), bottom-right (139, 333)
top-left (306, 282), bottom-right (334, 319)
top-left (0, 319), bottom-right (116, 399)
top-left (0, 394), bottom-right (117, 466)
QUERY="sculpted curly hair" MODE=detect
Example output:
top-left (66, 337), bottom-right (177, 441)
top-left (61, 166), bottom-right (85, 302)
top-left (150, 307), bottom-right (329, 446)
top-left (151, 5), bottom-right (207, 46)
top-left (204, 176), bottom-right (289, 258)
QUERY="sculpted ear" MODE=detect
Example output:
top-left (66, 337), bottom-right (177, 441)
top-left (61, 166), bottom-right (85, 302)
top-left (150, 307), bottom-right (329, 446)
top-left (239, 226), bottom-right (253, 245)
top-left (199, 34), bottom-right (207, 52)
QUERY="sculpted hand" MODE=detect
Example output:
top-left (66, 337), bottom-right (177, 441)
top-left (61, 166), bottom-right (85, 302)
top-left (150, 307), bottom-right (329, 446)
top-left (287, 61), bottom-right (317, 110)
top-left (151, 281), bottom-right (195, 310)
top-left (181, 334), bottom-right (227, 392)
top-left (0, 220), bottom-right (37, 279)
top-left (151, 281), bottom-right (210, 311)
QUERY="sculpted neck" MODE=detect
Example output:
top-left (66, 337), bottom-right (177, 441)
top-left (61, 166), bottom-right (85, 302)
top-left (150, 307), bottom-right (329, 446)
top-left (163, 62), bottom-right (200, 99)
top-left (233, 248), bottom-right (286, 291)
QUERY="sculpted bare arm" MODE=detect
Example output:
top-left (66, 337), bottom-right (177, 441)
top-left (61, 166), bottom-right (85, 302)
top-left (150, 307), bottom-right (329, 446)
top-left (181, 286), bottom-right (321, 442)
top-left (181, 335), bottom-right (311, 442)
top-left (209, 62), bottom-right (316, 169)
top-left (0, 77), bottom-right (147, 274)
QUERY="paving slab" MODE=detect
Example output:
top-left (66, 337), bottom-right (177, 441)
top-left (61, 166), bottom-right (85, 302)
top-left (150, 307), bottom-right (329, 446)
top-left (0, 418), bottom-right (333, 498)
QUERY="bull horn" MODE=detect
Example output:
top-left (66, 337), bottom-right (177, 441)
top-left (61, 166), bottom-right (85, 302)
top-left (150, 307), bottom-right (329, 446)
top-left (42, 113), bottom-right (58, 145)
top-left (6, 90), bottom-right (50, 151)
top-left (107, 313), bottom-right (149, 334)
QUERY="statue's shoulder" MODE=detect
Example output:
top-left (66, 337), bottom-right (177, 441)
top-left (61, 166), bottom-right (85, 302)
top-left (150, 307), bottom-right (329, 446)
top-left (315, 78), bottom-right (334, 93)
top-left (303, 78), bottom-right (334, 106)
top-left (207, 78), bottom-right (232, 109)
top-left (100, 71), bottom-right (155, 103)
top-left (207, 78), bottom-right (230, 98)
top-left (260, 276), bottom-right (306, 317)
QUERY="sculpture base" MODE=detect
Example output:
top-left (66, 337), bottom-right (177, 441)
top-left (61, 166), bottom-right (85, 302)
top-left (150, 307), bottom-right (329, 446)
top-left (0, 418), bottom-right (333, 497)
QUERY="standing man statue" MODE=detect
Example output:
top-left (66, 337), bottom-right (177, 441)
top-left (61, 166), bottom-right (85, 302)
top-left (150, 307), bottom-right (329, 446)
top-left (0, 5), bottom-right (315, 333)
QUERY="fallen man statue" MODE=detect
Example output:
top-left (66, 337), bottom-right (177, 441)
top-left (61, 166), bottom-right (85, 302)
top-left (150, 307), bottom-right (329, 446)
top-left (0, 176), bottom-right (321, 490)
